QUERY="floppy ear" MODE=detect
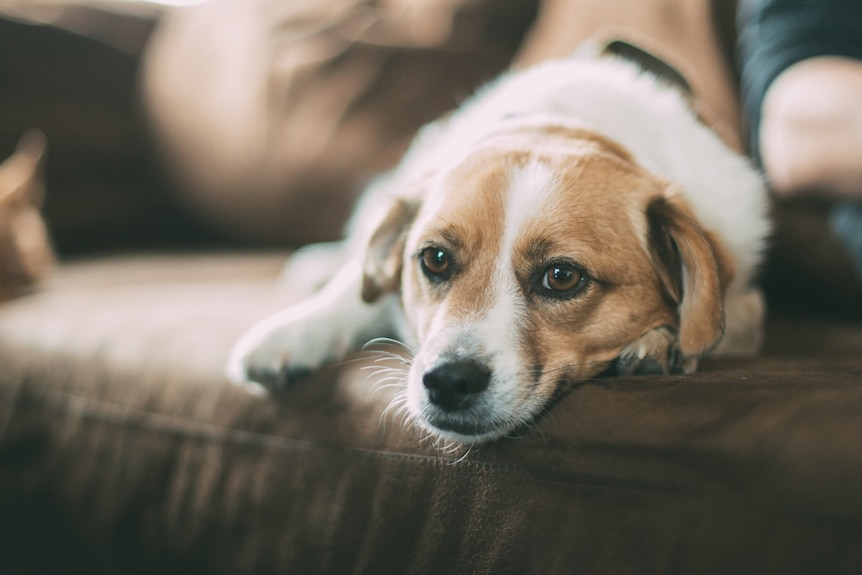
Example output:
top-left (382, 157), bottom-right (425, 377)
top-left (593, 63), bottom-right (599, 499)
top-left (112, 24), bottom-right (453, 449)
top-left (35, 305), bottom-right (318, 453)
top-left (361, 197), bottom-right (418, 303)
top-left (646, 190), bottom-right (734, 358)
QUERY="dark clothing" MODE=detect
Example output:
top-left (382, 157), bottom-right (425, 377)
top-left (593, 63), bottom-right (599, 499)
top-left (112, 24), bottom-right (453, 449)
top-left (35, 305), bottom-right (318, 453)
top-left (737, 0), bottom-right (862, 161)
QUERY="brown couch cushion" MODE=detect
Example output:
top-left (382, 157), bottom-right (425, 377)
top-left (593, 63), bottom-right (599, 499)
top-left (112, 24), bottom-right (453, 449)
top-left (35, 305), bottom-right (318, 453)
top-left (1, 253), bottom-right (862, 574)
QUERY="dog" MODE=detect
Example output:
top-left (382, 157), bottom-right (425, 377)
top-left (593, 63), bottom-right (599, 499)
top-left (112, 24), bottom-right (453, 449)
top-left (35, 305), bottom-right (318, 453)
top-left (226, 53), bottom-right (770, 445)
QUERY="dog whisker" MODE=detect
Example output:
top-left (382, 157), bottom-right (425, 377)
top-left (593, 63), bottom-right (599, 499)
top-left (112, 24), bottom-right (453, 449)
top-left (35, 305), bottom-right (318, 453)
top-left (362, 340), bottom-right (415, 366)
top-left (449, 446), bottom-right (473, 465)
top-left (379, 391), bottom-right (409, 431)
top-left (363, 337), bottom-right (416, 354)
top-left (432, 437), bottom-right (473, 462)
top-left (360, 366), bottom-right (408, 380)
top-left (366, 373), bottom-right (408, 398)
top-left (369, 383), bottom-right (408, 399)
top-left (368, 375), bottom-right (407, 386)
top-left (329, 345), bottom-right (413, 371)
top-left (376, 373), bottom-right (409, 386)
top-left (380, 389), bottom-right (413, 432)
top-left (327, 353), bottom-right (393, 370)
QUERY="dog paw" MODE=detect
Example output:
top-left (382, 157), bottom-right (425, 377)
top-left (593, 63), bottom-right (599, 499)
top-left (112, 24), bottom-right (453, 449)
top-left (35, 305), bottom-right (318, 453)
top-left (278, 241), bottom-right (347, 298)
top-left (613, 327), bottom-right (695, 375)
top-left (226, 258), bottom-right (383, 395)
top-left (225, 339), bottom-right (315, 395)
top-left (225, 309), bottom-right (341, 394)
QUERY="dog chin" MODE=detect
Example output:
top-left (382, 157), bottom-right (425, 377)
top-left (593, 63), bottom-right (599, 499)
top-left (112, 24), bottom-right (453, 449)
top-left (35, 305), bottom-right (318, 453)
top-left (405, 387), bottom-right (510, 444)
top-left (405, 387), bottom-right (545, 445)
top-left (419, 418), bottom-right (510, 445)
top-left (420, 413), bottom-right (508, 444)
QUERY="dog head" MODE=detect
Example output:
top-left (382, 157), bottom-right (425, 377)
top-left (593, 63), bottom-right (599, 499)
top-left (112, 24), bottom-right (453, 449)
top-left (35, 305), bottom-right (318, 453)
top-left (362, 123), bottom-right (733, 443)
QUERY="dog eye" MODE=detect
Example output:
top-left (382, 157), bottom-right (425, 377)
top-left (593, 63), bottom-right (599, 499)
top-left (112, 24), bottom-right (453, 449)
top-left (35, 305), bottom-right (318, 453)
top-left (541, 264), bottom-right (584, 294)
top-left (420, 247), bottom-right (452, 279)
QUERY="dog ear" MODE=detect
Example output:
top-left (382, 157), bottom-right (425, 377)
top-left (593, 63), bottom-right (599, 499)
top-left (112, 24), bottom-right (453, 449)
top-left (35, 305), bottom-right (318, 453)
top-left (646, 190), bottom-right (734, 358)
top-left (361, 197), bottom-right (418, 303)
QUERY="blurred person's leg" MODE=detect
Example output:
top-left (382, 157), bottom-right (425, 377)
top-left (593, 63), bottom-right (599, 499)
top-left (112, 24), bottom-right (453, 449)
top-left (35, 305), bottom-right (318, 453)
top-left (760, 58), bottom-right (862, 286)
top-left (760, 56), bottom-right (862, 200)
top-left (738, 0), bottom-right (862, 199)
top-left (738, 0), bottom-right (862, 298)
top-left (513, 0), bottom-right (743, 152)
top-left (142, 0), bottom-right (538, 246)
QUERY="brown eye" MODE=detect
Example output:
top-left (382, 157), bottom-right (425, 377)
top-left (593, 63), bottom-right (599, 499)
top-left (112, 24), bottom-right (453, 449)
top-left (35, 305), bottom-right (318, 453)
top-left (542, 264), bottom-right (582, 292)
top-left (420, 247), bottom-right (451, 278)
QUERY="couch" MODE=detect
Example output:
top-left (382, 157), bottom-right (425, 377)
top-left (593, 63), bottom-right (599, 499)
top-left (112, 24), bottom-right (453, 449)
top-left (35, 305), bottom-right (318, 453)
top-left (1, 3), bottom-right (861, 574)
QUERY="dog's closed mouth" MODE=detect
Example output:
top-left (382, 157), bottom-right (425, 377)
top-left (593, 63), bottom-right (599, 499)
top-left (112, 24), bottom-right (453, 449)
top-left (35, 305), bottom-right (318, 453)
top-left (424, 413), bottom-right (500, 438)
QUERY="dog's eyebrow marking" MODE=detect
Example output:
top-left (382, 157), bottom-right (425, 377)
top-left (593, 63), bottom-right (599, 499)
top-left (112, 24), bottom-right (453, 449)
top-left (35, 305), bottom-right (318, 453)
top-left (426, 227), bottom-right (465, 251)
top-left (501, 160), bottom-right (558, 252)
top-left (524, 238), bottom-right (554, 263)
top-left (472, 160), bottom-right (558, 378)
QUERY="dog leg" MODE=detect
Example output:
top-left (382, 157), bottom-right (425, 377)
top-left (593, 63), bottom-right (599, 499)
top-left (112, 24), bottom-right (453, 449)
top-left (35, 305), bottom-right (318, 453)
top-left (613, 326), bottom-right (696, 375)
top-left (711, 287), bottom-right (765, 357)
top-left (277, 240), bottom-right (349, 299)
top-left (226, 259), bottom-right (397, 393)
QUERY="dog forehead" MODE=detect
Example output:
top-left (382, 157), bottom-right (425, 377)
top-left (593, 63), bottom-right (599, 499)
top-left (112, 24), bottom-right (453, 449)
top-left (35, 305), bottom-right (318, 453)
top-left (511, 155), bottom-right (664, 286)
top-left (411, 135), bottom-right (658, 254)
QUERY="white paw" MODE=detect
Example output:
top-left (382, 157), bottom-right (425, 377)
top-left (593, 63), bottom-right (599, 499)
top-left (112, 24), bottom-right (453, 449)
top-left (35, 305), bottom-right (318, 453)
top-left (226, 258), bottom-right (382, 394)
top-left (225, 304), bottom-right (349, 393)
top-left (278, 241), bottom-right (347, 298)
top-left (614, 326), bottom-right (696, 375)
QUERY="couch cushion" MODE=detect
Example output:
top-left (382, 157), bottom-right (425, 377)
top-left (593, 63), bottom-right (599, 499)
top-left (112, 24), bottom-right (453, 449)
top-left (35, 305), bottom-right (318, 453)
top-left (1, 253), bottom-right (861, 574)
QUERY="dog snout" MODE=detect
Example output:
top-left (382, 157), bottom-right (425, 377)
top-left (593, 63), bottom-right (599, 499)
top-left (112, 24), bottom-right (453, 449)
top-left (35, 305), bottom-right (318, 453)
top-left (422, 360), bottom-right (491, 411)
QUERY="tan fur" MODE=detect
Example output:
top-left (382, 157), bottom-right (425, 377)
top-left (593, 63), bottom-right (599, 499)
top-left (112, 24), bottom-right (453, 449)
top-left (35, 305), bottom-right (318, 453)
top-left (361, 197), bottom-right (417, 303)
top-left (397, 153), bottom-right (509, 342)
top-left (645, 191), bottom-right (727, 357)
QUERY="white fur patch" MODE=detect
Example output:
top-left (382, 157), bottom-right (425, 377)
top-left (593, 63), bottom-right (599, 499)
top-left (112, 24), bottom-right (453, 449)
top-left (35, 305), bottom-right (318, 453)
top-left (481, 161), bottom-right (557, 377)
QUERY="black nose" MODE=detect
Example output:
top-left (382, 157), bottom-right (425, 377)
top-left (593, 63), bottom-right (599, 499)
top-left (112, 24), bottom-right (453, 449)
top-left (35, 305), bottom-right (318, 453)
top-left (422, 360), bottom-right (491, 411)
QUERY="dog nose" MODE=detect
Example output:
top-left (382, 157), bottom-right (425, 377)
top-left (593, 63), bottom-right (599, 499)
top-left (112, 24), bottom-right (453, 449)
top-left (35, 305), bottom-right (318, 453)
top-left (422, 360), bottom-right (491, 411)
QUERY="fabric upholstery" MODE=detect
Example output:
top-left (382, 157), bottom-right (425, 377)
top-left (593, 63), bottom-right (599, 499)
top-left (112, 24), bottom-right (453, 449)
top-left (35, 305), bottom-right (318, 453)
top-left (2, 2), bottom-right (862, 574)
top-left (1, 254), bottom-right (861, 575)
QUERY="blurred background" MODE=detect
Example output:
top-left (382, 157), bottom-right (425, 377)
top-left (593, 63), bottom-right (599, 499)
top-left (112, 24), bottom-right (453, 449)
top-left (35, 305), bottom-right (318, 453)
top-left (0, 0), bottom-right (214, 255)
top-left (1, 0), bottom-right (860, 314)
top-left (0, 0), bottom-right (537, 255)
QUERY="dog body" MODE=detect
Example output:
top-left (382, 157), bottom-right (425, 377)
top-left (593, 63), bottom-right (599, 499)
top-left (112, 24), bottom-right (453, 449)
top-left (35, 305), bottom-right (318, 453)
top-left (226, 55), bottom-right (770, 444)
